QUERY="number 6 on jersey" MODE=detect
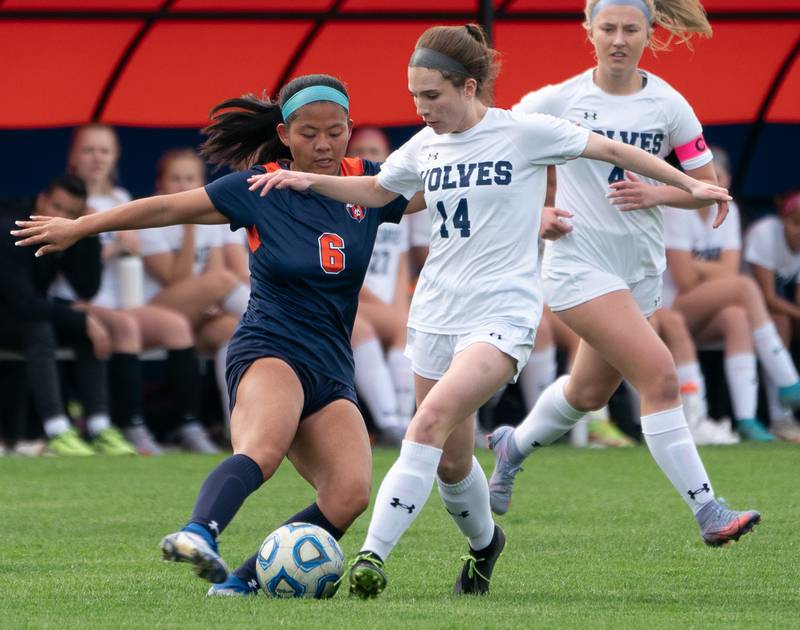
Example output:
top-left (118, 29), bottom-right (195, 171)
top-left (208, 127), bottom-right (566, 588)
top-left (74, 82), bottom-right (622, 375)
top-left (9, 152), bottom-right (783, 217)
top-left (319, 233), bottom-right (346, 274)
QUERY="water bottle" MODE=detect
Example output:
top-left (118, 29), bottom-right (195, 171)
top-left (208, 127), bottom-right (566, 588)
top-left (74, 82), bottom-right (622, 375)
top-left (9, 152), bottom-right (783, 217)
top-left (117, 254), bottom-right (144, 309)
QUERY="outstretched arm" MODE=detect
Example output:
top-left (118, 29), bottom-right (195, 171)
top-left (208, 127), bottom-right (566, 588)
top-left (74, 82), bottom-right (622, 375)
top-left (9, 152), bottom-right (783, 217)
top-left (581, 133), bottom-right (731, 228)
top-left (13, 188), bottom-right (226, 257)
top-left (247, 170), bottom-right (400, 208)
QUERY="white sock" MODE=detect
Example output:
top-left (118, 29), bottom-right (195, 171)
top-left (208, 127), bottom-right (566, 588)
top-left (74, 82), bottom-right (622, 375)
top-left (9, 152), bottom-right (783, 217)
top-left (676, 361), bottom-right (706, 400)
top-left (353, 339), bottom-right (402, 430)
top-left (724, 353), bottom-right (758, 420)
top-left (215, 342), bottom-right (231, 426)
top-left (387, 348), bottom-right (416, 422)
top-left (222, 283), bottom-right (250, 317)
top-left (513, 375), bottom-right (585, 456)
top-left (43, 415), bottom-right (71, 438)
top-left (86, 414), bottom-right (111, 436)
top-left (437, 457), bottom-right (495, 551)
top-left (362, 440), bottom-right (442, 561)
top-left (640, 406), bottom-right (715, 513)
top-left (518, 346), bottom-right (557, 410)
top-left (752, 322), bottom-right (798, 387)
top-left (764, 370), bottom-right (791, 422)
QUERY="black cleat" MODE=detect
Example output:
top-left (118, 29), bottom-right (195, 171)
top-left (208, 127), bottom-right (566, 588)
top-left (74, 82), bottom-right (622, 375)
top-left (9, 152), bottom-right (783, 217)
top-left (348, 551), bottom-right (387, 599)
top-left (454, 525), bottom-right (505, 595)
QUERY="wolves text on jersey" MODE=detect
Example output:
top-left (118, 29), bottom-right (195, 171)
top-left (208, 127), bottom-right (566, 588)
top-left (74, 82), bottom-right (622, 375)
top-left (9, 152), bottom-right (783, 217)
top-left (420, 161), bottom-right (513, 193)
top-left (591, 128), bottom-right (664, 155)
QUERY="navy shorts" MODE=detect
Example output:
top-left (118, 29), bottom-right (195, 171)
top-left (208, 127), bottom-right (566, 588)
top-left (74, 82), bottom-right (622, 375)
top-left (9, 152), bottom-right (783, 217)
top-left (226, 353), bottom-right (359, 421)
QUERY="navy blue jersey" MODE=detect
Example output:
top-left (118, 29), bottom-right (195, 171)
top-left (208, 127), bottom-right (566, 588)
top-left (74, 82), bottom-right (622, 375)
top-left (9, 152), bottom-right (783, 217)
top-left (205, 158), bottom-right (407, 386)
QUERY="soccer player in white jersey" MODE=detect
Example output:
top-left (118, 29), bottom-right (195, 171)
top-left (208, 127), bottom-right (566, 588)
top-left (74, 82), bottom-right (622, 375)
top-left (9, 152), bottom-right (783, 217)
top-left (489, 0), bottom-right (760, 548)
top-left (744, 190), bottom-right (800, 442)
top-left (247, 23), bottom-right (732, 598)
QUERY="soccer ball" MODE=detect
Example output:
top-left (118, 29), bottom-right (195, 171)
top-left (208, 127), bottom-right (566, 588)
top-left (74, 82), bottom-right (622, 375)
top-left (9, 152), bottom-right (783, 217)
top-left (256, 522), bottom-right (345, 599)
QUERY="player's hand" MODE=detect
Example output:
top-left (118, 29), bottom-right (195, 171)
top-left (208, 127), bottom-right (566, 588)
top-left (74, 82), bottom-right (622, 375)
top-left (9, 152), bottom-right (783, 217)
top-left (687, 180), bottom-right (731, 228)
top-left (539, 206), bottom-right (573, 241)
top-left (85, 313), bottom-right (112, 360)
top-left (247, 170), bottom-right (313, 197)
top-left (607, 171), bottom-right (661, 211)
top-left (11, 215), bottom-right (83, 257)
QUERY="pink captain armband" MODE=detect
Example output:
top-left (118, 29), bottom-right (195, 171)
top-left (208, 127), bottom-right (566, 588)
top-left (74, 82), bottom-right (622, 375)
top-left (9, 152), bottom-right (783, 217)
top-left (674, 134), bottom-right (710, 166)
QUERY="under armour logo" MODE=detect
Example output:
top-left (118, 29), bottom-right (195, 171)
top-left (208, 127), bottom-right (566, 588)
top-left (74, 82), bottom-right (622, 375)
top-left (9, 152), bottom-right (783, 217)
top-left (687, 483), bottom-right (710, 500)
top-left (654, 295), bottom-right (662, 308)
top-left (390, 497), bottom-right (415, 514)
top-left (447, 509), bottom-right (470, 519)
top-left (427, 152), bottom-right (439, 161)
top-left (584, 111), bottom-right (598, 120)
top-left (208, 520), bottom-right (220, 535)
top-left (247, 579), bottom-right (259, 590)
top-left (489, 332), bottom-right (503, 341)
top-left (531, 440), bottom-right (542, 449)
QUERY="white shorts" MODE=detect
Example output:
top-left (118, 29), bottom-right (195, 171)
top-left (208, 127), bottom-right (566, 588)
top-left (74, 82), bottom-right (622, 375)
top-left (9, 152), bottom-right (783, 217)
top-left (405, 322), bottom-right (535, 383)
top-left (543, 265), bottom-right (663, 318)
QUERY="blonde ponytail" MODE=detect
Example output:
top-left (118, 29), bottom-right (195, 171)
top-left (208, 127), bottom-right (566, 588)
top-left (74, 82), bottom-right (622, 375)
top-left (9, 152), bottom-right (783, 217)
top-left (584, 0), bottom-right (712, 51)
top-left (651, 0), bottom-right (712, 50)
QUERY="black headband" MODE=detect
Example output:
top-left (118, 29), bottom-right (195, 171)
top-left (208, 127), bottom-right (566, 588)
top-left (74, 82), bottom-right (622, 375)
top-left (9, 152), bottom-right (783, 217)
top-left (408, 47), bottom-right (469, 75)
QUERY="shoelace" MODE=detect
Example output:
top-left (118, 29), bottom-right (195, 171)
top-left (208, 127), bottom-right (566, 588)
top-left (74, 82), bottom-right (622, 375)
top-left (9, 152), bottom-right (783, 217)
top-left (459, 554), bottom-right (490, 583)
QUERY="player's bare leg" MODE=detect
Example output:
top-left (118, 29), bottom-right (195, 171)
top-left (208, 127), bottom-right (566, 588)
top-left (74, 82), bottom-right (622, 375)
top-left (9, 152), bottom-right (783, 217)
top-left (490, 290), bottom-right (760, 544)
top-left (350, 343), bottom-right (514, 598)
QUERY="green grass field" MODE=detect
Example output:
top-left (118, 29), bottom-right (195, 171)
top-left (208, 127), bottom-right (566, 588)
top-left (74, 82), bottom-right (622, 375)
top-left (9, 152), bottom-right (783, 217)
top-left (2, 444), bottom-right (797, 629)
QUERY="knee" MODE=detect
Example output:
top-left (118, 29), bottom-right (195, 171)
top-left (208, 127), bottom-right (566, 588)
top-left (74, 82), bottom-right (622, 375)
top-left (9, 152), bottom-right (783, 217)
top-left (719, 306), bottom-right (749, 336)
top-left (161, 311), bottom-right (195, 347)
top-left (637, 367), bottom-right (680, 405)
top-left (233, 445), bottom-right (282, 481)
top-left (737, 275), bottom-right (762, 302)
top-left (110, 312), bottom-right (141, 350)
top-left (206, 269), bottom-right (239, 296)
top-left (566, 380), bottom-right (610, 412)
top-left (437, 452), bottom-right (472, 484)
top-left (321, 477), bottom-right (371, 523)
top-left (407, 403), bottom-right (453, 445)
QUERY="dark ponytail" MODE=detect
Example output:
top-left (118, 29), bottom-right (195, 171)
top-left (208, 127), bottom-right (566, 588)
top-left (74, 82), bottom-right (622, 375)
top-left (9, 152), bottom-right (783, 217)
top-left (200, 74), bottom-right (349, 171)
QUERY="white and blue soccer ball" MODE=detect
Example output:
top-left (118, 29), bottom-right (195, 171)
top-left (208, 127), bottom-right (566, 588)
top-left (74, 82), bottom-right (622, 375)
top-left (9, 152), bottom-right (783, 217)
top-left (256, 522), bottom-right (345, 599)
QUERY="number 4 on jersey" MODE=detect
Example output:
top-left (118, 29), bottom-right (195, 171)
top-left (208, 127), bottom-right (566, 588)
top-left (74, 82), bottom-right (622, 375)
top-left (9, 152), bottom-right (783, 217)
top-left (608, 166), bottom-right (625, 184)
top-left (436, 198), bottom-right (471, 238)
top-left (319, 233), bottom-right (345, 274)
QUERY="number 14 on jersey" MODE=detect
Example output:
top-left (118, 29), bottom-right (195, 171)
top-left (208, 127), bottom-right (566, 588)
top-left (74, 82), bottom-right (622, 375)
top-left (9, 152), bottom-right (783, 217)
top-left (436, 199), bottom-right (471, 238)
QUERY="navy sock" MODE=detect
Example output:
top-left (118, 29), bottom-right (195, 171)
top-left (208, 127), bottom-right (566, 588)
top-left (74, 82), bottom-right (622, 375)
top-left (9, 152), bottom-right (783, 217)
top-left (233, 502), bottom-right (345, 584)
top-left (188, 453), bottom-right (264, 539)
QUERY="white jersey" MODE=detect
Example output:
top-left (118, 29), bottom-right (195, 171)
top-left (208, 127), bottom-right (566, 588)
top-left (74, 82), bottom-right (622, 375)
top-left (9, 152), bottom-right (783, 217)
top-left (138, 223), bottom-right (225, 302)
top-left (49, 187), bottom-right (132, 308)
top-left (363, 219), bottom-right (409, 304)
top-left (513, 68), bottom-right (713, 285)
top-left (407, 208), bottom-right (431, 249)
top-left (744, 215), bottom-right (800, 287)
top-left (377, 107), bottom-right (590, 334)
top-left (662, 202), bottom-right (741, 306)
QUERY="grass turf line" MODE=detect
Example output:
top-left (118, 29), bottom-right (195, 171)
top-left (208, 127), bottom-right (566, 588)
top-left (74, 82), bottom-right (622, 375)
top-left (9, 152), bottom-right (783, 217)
top-left (1, 444), bottom-right (797, 628)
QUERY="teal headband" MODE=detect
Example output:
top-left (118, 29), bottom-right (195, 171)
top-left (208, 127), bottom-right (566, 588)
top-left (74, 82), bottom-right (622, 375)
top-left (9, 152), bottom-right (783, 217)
top-left (280, 85), bottom-right (349, 121)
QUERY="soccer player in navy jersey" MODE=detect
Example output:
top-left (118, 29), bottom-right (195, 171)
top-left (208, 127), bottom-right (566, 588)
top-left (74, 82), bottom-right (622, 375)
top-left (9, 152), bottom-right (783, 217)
top-left (14, 73), bottom-right (423, 596)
